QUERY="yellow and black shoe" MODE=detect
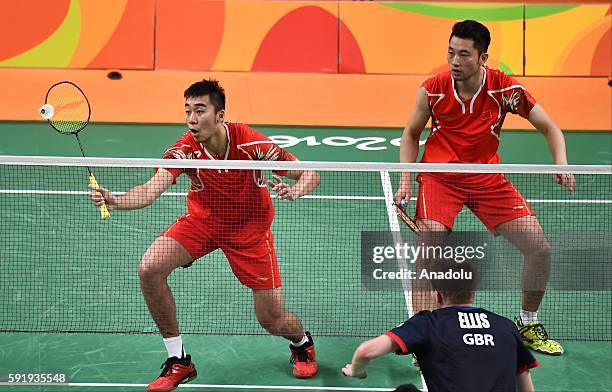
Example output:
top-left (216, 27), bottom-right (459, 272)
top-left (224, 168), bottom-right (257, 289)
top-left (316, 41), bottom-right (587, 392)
top-left (516, 318), bottom-right (564, 356)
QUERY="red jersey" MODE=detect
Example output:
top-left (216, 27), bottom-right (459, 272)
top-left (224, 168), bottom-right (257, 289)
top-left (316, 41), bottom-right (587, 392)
top-left (421, 67), bottom-right (536, 164)
top-left (161, 122), bottom-right (296, 229)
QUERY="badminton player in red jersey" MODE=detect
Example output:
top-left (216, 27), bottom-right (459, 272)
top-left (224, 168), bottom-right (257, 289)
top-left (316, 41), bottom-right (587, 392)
top-left (91, 79), bottom-right (320, 391)
top-left (394, 20), bottom-right (574, 356)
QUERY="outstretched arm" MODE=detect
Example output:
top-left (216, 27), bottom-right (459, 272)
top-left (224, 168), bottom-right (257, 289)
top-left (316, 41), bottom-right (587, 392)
top-left (342, 334), bottom-right (399, 379)
top-left (268, 169), bottom-right (320, 201)
top-left (528, 103), bottom-right (575, 191)
top-left (394, 87), bottom-right (431, 204)
top-left (90, 168), bottom-right (175, 210)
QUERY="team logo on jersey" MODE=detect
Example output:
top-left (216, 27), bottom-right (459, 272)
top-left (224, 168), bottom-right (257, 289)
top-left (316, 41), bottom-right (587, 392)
top-left (481, 110), bottom-right (495, 121)
top-left (502, 90), bottom-right (520, 113)
top-left (163, 145), bottom-right (193, 160)
top-left (487, 85), bottom-right (526, 138)
top-left (252, 145), bottom-right (280, 161)
top-left (237, 142), bottom-right (281, 187)
top-left (163, 145), bottom-right (206, 192)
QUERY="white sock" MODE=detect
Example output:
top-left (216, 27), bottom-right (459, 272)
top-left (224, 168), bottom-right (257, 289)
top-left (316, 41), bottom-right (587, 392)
top-left (290, 334), bottom-right (309, 347)
top-left (163, 336), bottom-right (185, 358)
top-left (520, 310), bottom-right (538, 324)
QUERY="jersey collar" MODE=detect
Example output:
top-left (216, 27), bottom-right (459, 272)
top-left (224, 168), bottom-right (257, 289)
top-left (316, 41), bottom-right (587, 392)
top-left (200, 122), bottom-right (231, 160)
top-left (451, 66), bottom-right (487, 114)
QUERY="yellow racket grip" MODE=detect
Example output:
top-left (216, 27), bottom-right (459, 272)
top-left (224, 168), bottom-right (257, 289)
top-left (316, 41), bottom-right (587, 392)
top-left (89, 174), bottom-right (111, 220)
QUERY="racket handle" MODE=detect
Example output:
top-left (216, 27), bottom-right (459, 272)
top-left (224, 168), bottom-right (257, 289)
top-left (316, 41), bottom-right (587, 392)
top-left (89, 174), bottom-right (110, 220)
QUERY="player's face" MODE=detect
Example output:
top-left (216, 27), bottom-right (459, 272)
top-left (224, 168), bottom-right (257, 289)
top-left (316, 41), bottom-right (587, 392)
top-left (447, 36), bottom-right (487, 82)
top-left (185, 95), bottom-right (224, 143)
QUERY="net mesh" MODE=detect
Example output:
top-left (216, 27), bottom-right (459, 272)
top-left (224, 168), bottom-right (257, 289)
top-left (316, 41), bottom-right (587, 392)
top-left (0, 157), bottom-right (610, 340)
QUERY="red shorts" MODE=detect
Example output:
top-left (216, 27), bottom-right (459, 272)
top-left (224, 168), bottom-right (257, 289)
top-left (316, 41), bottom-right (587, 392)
top-left (162, 214), bottom-right (281, 289)
top-left (415, 173), bottom-right (535, 233)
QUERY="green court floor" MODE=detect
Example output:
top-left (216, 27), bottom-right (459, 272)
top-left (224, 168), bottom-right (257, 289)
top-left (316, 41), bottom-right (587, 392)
top-left (0, 121), bottom-right (611, 391)
top-left (0, 121), bottom-right (611, 164)
top-left (1, 334), bottom-right (611, 392)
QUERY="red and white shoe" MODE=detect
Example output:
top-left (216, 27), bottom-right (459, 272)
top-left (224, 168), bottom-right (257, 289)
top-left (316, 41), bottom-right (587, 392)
top-left (289, 332), bottom-right (318, 379)
top-left (147, 355), bottom-right (197, 392)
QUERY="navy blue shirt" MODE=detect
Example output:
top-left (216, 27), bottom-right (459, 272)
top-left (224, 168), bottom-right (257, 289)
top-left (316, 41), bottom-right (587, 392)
top-left (387, 306), bottom-right (538, 392)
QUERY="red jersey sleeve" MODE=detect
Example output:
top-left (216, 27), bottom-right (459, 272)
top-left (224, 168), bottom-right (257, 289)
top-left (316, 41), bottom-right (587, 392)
top-left (420, 74), bottom-right (448, 112)
top-left (160, 132), bottom-right (194, 183)
top-left (235, 124), bottom-right (297, 175)
top-left (501, 74), bottom-right (536, 119)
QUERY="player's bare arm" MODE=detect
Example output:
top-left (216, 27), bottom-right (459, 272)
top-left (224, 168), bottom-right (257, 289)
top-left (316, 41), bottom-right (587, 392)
top-left (516, 370), bottom-right (535, 392)
top-left (268, 169), bottom-right (320, 201)
top-left (528, 103), bottom-right (575, 191)
top-left (394, 87), bottom-right (432, 204)
top-left (342, 334), bottom-right (398, 379)
top-left (90, 168), bottom-right (175, 210)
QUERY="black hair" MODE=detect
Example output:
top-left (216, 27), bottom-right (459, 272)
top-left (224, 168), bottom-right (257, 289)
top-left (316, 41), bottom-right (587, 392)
top-left (450, 20), bottom-right (491, 55)
top-left (394, 384), bottom-right (420, 392)
top-left (184, 79), bottom-right (226, 112)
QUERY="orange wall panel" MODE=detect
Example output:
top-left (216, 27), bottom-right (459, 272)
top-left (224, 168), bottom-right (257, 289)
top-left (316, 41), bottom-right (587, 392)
top-left (0, 1), bottom-right (70, 62)
top-left (526, 4), bottom-right (610, 76)
top-left (156, 0), bottom-right (225, 70)
top-left (87, 0), bottom-right (155, 69)
top-left (339, 2), bottom-right (524, 75)
top-left (214, 1), bottom-right (339, 72)
top-left (0, 0), bottom-right (154, 70)
top-left (0, 68), bottom-right (608, 131)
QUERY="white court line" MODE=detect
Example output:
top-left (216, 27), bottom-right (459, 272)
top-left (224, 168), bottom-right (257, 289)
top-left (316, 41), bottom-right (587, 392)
top-left (379, 172), bottom-right (425, 391)
top-left (0, 189), bottom-right (610, 204)
top-left (0, 382), bottom-right (395, 391)
top-left (378, 171), bottom-right (413, 315)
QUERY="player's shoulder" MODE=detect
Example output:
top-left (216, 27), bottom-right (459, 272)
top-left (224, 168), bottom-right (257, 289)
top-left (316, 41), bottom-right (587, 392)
top-left (485, 66), bottom-right (523, 90)
top-left (226, 121), bottom-right (267, 143)
top-left (164, 130), bottom-right (197, 159)
top-left (480, 308), bottom-right (518, 331)
top-left (226, 121), bottom-right (249, 132)
top-left (393, 310), bottom-right (434, 333)
top-left (411, 310), bottom-right (437, 323)
top-left (422, 70), bottom-right (452, 93)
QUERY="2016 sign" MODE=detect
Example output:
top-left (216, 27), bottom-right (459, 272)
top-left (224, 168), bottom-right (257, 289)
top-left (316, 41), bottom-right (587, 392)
top-left (269, 135), bottom-right (423, 151)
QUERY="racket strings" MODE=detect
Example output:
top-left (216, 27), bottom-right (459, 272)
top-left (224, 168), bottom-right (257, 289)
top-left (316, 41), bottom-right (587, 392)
top-left (46, 83), bottom-right (90, 134)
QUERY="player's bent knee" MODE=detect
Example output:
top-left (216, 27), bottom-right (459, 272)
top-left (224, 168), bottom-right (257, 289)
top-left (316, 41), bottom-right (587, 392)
top-left (539, 240), bottom-right (552, 258)
top-left (530, 240), bottom-right (551, 260)
top-left (138, 257), bottom-right (169, 281)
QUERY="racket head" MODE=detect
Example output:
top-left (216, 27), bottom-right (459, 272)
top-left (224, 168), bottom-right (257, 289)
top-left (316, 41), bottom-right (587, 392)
top-left (43, 81), bottom-right (91, 135)
top-left (393, 201), bottom-right (421, 234)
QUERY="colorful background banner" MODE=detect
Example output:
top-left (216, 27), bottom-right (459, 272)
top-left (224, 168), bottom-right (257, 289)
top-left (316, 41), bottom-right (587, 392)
top-left (0, 0), bottom-right (609, 76)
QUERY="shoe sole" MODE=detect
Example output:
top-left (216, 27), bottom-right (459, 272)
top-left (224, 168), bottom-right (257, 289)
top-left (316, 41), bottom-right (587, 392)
top-left (293, 368), bottom-right (318, 379)
top-left (525, 343), bottom-right (563, 356)
top-left (530, 347), bottom-right (563, 356)
top-left (182, 370), bottom-right (198, 384)
top-left (293, 372), bottom-right (318, 379)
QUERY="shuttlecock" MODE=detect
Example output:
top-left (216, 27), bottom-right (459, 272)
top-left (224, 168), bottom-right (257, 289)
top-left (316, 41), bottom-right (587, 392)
top-left (39, 104), bottom-right (54, 120)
